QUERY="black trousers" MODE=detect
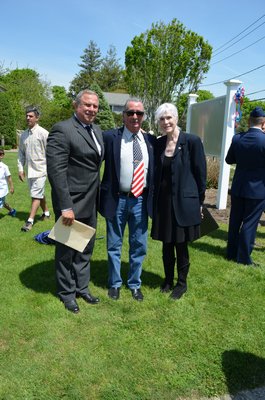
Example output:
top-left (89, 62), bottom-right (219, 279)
top-left (54, 214), bottom-right (96, 303)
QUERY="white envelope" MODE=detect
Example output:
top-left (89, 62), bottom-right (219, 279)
top-left (48, 216), bottom-right (96, 252)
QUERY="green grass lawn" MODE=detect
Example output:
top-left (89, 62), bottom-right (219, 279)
top-left (1, 152), bottom-right (265, 400)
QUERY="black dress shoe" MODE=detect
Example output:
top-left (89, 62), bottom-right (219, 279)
top-left (64, 300), bottom-right (79, 313)
top-left (131, 288), bottom-right (144, 301)
top-left (79, 293), bottom-right (100, 304)
top-left (108, 287), bottom-right (120, 300)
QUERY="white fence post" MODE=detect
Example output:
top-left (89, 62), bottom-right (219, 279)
top-left (186, 94), bottom-right (199, 132)
top-left (216, 79), bottom-right (242, 209)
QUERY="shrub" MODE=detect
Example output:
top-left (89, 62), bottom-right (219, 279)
top-left (206, 157), bottom-right (219, 189)
top-left (0, 92), bottom-right (16, 147)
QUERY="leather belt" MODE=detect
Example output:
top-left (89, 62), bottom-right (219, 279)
top-left (119, 188), bottom-right (147, 198)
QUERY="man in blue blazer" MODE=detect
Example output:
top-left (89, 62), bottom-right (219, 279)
top-left (99, 98), bottom-right (155, 301)
top-left (226, 106), bottom-right (265, 265)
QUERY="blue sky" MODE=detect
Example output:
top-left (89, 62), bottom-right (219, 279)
top-left (1, 0), bottom-right (264, 99)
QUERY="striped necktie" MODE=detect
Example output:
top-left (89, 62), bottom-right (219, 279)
top-left (131, 134), bottom-right (144, 197)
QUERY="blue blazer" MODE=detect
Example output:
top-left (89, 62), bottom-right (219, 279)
top-left (225, 128), bottom-right (265, 199)
top-left (99, 126), bottom-right (156, 219)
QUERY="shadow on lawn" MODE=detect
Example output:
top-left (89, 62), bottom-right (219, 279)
top-left (222, 350), bottom-right (265, 396)
top-left (190, 228), bottom-right (227, 259)
top-left (19, 259), bottom-right (162, 295)
top-left (19, 259), bottom-right (56, 295)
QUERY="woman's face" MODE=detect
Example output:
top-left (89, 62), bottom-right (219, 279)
top-left (158, 112), bottom-right (177, 135)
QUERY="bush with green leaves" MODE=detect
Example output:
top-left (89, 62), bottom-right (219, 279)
top-left (0, 92), bottom-right (16, 147)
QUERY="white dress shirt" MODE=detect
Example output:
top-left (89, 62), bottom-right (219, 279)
top-left (119, 127), bottom-right (149, 192)
top-left (17, 124), bottom-right (49, 178)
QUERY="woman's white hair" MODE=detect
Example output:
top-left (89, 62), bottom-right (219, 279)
top-left (154, 103), bottom-right (178, 123)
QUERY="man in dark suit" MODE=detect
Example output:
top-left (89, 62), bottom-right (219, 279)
top-left (99, 98), bottom-right (155, 301)
top-left (46, 89), bottom-right (104, 313)
top-left (226, 106), bottom-right (265, 265)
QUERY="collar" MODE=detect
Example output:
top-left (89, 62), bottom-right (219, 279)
top-left (123, 126), bottom-right (143, 141)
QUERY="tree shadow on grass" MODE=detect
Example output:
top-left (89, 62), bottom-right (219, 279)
top-left (19, 259), bottom-right (162, 295)
top-left (222, 350), bottom-right (265, 397)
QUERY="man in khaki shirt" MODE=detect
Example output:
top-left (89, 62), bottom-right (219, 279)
top-left (18, 106), bottom-right (50, 232)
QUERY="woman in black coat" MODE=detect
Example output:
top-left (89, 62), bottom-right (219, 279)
top-left (151, 103), bottom-right (206, 300)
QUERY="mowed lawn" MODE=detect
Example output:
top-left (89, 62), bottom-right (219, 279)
top-left (1, 152), bottom-right (265, 400)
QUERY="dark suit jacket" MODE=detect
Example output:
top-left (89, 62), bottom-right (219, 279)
top-left (226, 127), bottom-right (265, 199)
top-left (46, 116), bottom-right (104, 220)
top-left (153, 132), bottom-right (206, 227)
top-left (99, 126), bottom-right (156, 219)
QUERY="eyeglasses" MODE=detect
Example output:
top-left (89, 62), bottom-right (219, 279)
top-left (125, 110), bottom-right (144, 117)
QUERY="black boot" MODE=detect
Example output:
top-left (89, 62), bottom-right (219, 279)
top-left (170, 263), bottom-right (190, 300)
top-left (161, 243), bottom-right (175, 293)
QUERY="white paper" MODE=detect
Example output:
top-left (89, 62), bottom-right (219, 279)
top-left (48, 216), bottom-right (96, 252)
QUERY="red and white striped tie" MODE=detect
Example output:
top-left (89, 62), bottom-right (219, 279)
top-left (131, 134), bottom-right (144, 197)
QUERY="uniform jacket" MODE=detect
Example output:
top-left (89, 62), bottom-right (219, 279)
top-left (153, 131), bottom-right (206, 227)
top-left (99, 126), bottom-right (156, 219)
top-left (225, 127), bottom-right (265, 199)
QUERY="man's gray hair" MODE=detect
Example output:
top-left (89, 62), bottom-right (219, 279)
top-left (124, 97), bottom-right (144, 111)
top-left (75, 89), bottom-right (98, 105)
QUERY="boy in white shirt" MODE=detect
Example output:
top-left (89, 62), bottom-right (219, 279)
top-left (0, 149), bottom-right (16, 217)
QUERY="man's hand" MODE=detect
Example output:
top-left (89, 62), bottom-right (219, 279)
top-left (61, 209), bottom-right (75, 226)
top-left (10, 187), bottom-right (14, 194)
top-left (18, 172), bottom-right (25, 182)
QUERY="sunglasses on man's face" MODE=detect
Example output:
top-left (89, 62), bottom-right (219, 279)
top-left (125, 110), bottom-right (145, 117)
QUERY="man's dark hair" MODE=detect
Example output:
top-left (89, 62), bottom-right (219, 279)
top-left (25, 106), bottom-right (40, 117)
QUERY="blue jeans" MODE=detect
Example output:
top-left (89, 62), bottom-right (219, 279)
top-left (106, 194), bottom-right (148, 289)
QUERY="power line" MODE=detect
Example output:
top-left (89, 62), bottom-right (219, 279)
top-left (211, 35), bottom-right (265, 65)
top-left (246, 89), bottom-right (265, 96)
top-left (212, 21), bottom-right (265, 58)
top-left (199, 64), bottom-right (265, 87)
top-left (213, 14), bottom-right (265, 53)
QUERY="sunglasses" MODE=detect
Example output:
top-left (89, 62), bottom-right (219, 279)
top-left (125, 110), bottom-right (145, 117)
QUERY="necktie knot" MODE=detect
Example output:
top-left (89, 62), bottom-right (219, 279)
top-left (86, 124), bottom-right (92, 133)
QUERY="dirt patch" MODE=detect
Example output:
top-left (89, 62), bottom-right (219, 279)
top-left (204, 189), bottom-right (231, 225)
top-left (204, 189), bottom-right (265, 226)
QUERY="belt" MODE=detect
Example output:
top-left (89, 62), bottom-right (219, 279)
top-left (119, 188), bottom-right (147, 198)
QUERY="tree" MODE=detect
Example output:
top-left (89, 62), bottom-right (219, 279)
top-left (0, 92), bottom-right (16, 147)
top-left (125, 19), bottom-right (212, 129)
top-left (69, 70), bottom-right (93, 98)
top-left (40, 86), bottom-right (73, 131)
top-left (236, 98), bottom-right (265, 132)
top-left (89, 82), bottom-right (115, 131)
top-left (69, 41), bottom-right (102, 97)
top-left (70, 43), bottom-right (126, 96)
top-left (0, 68), bottom-right (50, 130)
top-left (98, 45), bottom-right (125, 92)
top-left (79, 40), bottom-right (102, 75)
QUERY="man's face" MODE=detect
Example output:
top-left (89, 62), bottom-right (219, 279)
top-left (123, 101), bottom-right (145, 134)
top-left (74, 93), bottom-right (99, 125)
top-left (26, 112), bottom-right (39, 129)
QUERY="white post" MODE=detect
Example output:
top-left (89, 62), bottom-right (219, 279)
top-left (186, 94), bottom-right (199, 132)
top-left (216, 79), bottom-right (242, 209)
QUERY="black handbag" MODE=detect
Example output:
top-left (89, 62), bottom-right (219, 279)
top-left (200, 206), bottom-right (219, 237)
